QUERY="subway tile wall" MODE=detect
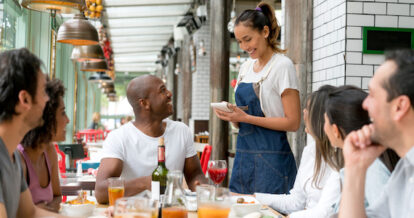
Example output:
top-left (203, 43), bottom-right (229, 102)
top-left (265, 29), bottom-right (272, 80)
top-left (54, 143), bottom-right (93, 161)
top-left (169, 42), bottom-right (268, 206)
top-left (313, 0), bottom-right (346, 91)
top-left (314, 0), bottom-right (414, 90)
top-left (191, 20), bottom-right (211, 121)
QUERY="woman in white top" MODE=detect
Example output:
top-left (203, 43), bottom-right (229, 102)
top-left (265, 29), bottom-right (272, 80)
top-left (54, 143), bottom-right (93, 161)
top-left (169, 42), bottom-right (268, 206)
top-left (214, 2), bottom-right (300, 194)
top-left (256, 85), bottom-right (341, 217)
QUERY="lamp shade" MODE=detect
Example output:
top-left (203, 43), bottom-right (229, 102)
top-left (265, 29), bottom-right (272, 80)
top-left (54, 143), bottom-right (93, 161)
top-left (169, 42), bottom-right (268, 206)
top-left (108, 94), bottom-right (118, 102)
top-left (104, 86), bottom-right (115, 94)
top-left (88, 72), bottom-right (112, 83)
top-left (81, 60), bottom-right (108, 72)
top-left (100, 81), bottom-right (114, 88)
top-left (71, 45), bottom-right (105, 62)
top-left (57, 13), bottom-right (99, 45)
top-left (21, 0), bottom-right (83, 14)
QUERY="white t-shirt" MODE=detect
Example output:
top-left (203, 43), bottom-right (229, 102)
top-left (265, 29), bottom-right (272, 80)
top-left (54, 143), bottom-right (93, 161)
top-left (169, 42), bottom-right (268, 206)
top-left (255, 141), bottom-right (339, 217)
top-left (100, 119), bottom-right (197, 180)
top-left (236, 53), bottom-right (299, 117)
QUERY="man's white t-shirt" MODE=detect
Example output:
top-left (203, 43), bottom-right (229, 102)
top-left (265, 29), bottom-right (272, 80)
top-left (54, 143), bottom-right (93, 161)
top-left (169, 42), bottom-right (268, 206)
top-left (100, 119), bottom-right (197, 180)
top-left (236, 53), bottom-right (299, 117)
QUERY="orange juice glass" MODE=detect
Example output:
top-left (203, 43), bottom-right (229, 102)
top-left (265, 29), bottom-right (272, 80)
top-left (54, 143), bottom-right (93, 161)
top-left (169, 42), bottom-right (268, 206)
top-left (198, 204), bottom-right (230, 218)
top-left (196, 185), bottom-right (232, 218)
top-left (162, 207), bottom-right (188, 218)
top-left (108, 177), bottom-right (125, 206)
top-left (114, 197), bottom-right (158, 218)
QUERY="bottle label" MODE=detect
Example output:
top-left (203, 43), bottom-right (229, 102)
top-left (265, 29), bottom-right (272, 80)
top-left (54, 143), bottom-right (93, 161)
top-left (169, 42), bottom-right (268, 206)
top-left (158, 146), bottom-right (165, 162)
top-left (151, 181), bottom-right (160, 200)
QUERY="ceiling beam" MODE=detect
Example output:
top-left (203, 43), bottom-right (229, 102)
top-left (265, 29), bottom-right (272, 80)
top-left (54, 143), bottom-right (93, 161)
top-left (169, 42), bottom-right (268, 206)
top-left (111, 41), bottom-right (167, 49)
top-left (109, 26), bottom-right (173, 36)
top-left (110, 34), bottom-right (171, 43)
top-left (114, 55), bottom-right (158, 63)
top-left (112, 46), bottom-right (163, 54)
top-left (107, 16), bottom-right (183, 28)
top-left (104, 0), bottom-right (193, 7)
top-left (115, 66), bottom-right (156, 72)
top-left (105, 5), bottom-right (190, 18)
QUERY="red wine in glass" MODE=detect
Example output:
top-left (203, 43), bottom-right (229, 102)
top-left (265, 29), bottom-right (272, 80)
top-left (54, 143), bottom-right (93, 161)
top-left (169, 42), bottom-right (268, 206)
top-left (208, 168), bottom-right (228, 184)
top-left (207, 160), bottom-right (227, 187)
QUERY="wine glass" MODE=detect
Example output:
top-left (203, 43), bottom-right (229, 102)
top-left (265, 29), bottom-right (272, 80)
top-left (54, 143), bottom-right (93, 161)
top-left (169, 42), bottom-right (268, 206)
top-left (207, 160), bottom-right (228, 187)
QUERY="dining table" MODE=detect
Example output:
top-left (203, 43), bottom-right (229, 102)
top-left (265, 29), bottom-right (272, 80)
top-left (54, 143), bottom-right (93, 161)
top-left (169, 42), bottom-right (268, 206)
top-left (93, 204), bottom-right (286, 218)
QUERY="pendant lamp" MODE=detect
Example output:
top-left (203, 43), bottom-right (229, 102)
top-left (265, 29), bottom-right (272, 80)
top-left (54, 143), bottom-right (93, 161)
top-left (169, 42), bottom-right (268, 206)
top-left (57, 13), bottom-right (99, 45)
top-left (71, 45), bottom-right (105, 62)
top-left (81, 60), bottom-right (108, 72)
top-left (108, 94), bottom-right (118, 102)
top-left (88, 72), bottom-right (112, 83)
top-left (104, 86), bottom-right (115, 94)
top-left (100, 81), bottom-right (114, 88)
top-left (21, 0), bottom-right (83, 14)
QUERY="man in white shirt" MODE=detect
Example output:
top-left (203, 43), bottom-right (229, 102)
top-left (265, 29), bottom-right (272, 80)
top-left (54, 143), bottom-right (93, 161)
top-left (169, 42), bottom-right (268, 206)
top-left (95, 75), bottom-right (207, 204)
top-left (339, 49), bottom-right (414, 218)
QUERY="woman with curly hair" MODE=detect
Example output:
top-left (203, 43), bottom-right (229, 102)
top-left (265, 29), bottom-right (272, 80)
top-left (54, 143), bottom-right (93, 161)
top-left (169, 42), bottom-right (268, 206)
top-left (18, 78), bottom-right (69, 212)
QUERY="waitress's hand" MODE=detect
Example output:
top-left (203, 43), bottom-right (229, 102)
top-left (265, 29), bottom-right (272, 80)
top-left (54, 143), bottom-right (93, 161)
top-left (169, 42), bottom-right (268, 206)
top-left (213, 104), bottom-right (248, 123)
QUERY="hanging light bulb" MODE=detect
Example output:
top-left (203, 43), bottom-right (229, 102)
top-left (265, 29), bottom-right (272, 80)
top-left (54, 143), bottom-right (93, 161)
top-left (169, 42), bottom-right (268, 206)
top-left (227, 0), bottom-right (237, 33)
top-left (21, 0), bottom-right (83, 14)
top-left (57, 13), bottom-right (99, 45)
top-left (71, 45), bottom-right (105, 62)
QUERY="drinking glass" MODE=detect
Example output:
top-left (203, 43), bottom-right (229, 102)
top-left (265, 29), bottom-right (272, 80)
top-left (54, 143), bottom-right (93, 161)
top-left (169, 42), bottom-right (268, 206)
top-left (196, 185), bottom-right (232, 218)
top-left (114, 196), bottom-right (158, 218)
top-left (207, 160), bottom-right (227, 187)
top-left (108, 177), bottom-right (125, 206)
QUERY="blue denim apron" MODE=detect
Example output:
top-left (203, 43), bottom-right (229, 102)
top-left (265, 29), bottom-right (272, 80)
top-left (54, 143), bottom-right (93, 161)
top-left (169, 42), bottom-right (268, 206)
top-left (229, 81), bottom-right (297, 194)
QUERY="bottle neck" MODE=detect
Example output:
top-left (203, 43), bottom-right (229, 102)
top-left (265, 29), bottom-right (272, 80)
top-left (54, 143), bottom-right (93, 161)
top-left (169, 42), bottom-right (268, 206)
top-left (158, 145), bottom-right (165, 164)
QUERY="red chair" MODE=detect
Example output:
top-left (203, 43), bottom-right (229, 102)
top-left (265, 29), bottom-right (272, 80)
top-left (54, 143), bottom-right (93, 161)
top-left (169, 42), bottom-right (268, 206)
top-left (77, 129), bottom-right (106, 142)
top-left (200, 145), bottom-right (212, 175)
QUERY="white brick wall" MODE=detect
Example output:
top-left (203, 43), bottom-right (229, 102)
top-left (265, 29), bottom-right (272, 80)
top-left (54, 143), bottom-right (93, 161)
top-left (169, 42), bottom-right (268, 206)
top-left (363, 3), bottom-right (386, 14)
top-left (387, 3), bottom-right (410, 16)
top-left (191, 20), bottom-right (211, 120)
top-left (312, 0), bottom-right (414, 89)
top-left (375, 15), bottom-right (398, 27)
top-left (312, 0), bottom-right (346, 91)
top-left (399, 16), bottom-right (414, 28)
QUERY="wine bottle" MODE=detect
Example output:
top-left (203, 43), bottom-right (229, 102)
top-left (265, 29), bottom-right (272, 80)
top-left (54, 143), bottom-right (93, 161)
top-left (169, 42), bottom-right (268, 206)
top-left (151, 137), bottom-right (168, 201)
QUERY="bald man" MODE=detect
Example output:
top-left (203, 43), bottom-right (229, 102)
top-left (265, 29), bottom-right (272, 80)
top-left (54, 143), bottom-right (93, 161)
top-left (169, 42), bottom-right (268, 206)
top-left (95, 75), bottom-right (207, 204)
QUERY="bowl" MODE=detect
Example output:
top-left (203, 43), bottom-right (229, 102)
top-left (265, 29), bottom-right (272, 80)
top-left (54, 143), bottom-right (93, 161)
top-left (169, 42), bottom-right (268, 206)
top-left (61, 203), bottom-right (96, 217)
top-left (231, 196), bottom-right (262, 217)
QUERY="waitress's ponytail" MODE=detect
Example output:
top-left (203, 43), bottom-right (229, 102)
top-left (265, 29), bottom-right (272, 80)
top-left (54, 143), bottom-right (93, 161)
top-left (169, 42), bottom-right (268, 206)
top-left (256, 2), bottom-right (283, 53)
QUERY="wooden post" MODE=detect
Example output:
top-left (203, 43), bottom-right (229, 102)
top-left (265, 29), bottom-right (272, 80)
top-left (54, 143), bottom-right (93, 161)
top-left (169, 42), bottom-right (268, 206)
top-left (182, 35), bottom-right (192, 125)
top-left (167, 49), bottom-right (178, 120)
top-left (284, 0), bottom-right (313, 165)
top-left (209, 0), bottom-right (231, 161)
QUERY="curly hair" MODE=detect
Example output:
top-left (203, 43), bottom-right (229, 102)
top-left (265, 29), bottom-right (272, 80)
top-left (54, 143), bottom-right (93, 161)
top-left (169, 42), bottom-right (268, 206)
top-left (0, 48), bottom-right (43, 122)
top-left (21, 79), bottom-right (65, 149)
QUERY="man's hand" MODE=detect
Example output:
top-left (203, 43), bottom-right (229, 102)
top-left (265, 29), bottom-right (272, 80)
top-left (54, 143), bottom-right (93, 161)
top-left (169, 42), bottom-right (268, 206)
top-left (343, 124), bottom-right (386, 170)
top-left (339, 124), bottom-right (387, 218)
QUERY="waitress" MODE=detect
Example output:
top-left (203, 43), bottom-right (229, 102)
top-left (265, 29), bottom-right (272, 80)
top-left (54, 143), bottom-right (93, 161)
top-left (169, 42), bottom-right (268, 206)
top-left (214, 2), bottom-right (300, 194)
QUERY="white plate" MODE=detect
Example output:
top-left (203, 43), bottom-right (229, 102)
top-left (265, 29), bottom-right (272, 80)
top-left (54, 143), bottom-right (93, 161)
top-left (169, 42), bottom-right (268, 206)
top-left (231, 196), bottom-right (262, 217)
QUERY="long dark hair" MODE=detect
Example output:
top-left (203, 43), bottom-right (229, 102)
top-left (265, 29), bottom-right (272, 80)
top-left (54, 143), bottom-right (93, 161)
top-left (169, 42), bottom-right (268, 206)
top-left (325, 85), bottom-right (399, 172)
top-left (21, 79), bottom-right (65, 149)
top-left (307, 85), bottom-right (341, 188)
top-left (235, 2), bottom-right (284, 53)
